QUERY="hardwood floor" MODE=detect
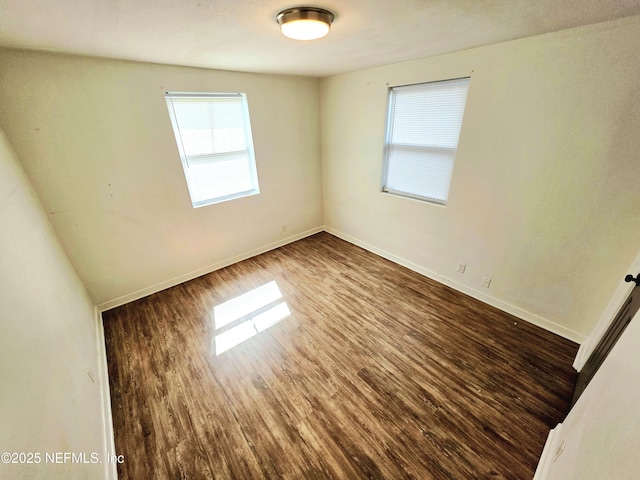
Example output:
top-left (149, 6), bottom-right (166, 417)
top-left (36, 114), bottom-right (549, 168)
top-left (103, 232), bottom-right (578, 479)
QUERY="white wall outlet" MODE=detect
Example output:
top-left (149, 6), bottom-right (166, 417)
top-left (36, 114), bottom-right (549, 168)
top-left (281, 225), bottom-right (287, 233)
top-left (456, 262), bottom-right (466, 274)
top-left (481, 276), bottom-right (492, 288)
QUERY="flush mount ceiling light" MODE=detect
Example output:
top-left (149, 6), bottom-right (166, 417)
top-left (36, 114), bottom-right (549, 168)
top-left (276, 7), bottom-right (335, 41)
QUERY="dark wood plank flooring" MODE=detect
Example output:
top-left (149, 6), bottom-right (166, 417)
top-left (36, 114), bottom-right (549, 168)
top-left (103, 232), bottom-right (578, 479)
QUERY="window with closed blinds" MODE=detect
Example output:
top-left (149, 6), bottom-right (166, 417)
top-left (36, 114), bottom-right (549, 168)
top-left (382, 77), bottom-right (470, 205)
top-left (165, 92), bottom-right (260, 208)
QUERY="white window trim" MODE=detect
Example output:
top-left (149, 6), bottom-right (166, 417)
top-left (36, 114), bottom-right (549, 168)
top-left (165, 92), bottom-right (260, 208)
top-left (381, 77), bottom-right (470, 206)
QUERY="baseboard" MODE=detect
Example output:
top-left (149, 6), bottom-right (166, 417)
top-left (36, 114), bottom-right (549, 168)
top-left (94, 307), bottom-right (118, 480)
top-left (533, 423), bottom-right (563, 480)
top-left (96, 223), bottom-right (584, 343)
top-left (98, 226), bottom-right (324, 311)
top-left (324, 226), bottom-right (585, 344)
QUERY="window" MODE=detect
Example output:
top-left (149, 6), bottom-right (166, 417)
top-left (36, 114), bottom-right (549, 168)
top-left (165, 92), bottom-right (259, 208)
top-left (381, 77), bottom-right (470, 205)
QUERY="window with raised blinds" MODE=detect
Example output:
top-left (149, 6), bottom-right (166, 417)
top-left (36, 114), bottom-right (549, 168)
top-left (382, 77), bottom-right (470, 205)
top-left (165, 92), bottom-right (260, 208)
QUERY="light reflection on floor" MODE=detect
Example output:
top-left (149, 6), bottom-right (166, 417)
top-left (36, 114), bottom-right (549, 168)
top-left (212, 280), bottom-right (291, 355)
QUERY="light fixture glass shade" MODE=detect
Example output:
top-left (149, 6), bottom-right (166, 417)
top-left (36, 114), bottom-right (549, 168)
top-left (276, 7), bottom-right (334, 41)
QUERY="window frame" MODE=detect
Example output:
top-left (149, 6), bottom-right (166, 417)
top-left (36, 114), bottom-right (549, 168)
top-left (165, 91), bottom-right (260, 208)
top-left (381, 77), bottom-right (470, 206)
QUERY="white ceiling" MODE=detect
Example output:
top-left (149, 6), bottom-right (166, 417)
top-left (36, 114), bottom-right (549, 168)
top-left (1, 0), bottom-right (640, 77)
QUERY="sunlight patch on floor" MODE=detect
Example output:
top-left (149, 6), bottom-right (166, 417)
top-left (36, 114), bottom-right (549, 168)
top-left (212, 280), bottom-right (290, 355)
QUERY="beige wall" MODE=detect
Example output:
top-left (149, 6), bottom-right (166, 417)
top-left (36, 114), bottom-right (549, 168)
top-left (0, 129), bottom-right (108, 478)
top-left (0, 51), bottom-right (323, 308)
top-left (1, 13), bottom-right (639, 480)
top-left (320, 16), bottom-right (640, 341)
top-left (1, 18), bottom-right (638, 337)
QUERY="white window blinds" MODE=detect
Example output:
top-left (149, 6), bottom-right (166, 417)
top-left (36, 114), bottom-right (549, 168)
top-left (165, 93), bottom-right (259, 208)
top-left (382, 77), bottom-right (470, 205)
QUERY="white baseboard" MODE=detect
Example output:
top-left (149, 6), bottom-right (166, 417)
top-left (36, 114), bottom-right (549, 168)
top-left (324, 226), bottom-right (585, 344)
top-left (94, 308), bottom-right (118, 480)
top-left (97, 223), bottom-right (583, 343)
top-left (533, 423), bottom-right (563, 480)
top-left (98, 227), bottom-right (324, 311)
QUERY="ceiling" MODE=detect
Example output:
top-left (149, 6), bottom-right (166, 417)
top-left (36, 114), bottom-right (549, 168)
top-left (1, 0), bottom-right (640, 77)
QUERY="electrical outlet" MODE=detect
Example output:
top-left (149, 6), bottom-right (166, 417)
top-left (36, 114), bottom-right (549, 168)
top-left (281, 225), bottom-right (287, 233)
top-left (481, 276), bottom-right (492, 288)
top-left (456, 262), bottom-right (466, 274)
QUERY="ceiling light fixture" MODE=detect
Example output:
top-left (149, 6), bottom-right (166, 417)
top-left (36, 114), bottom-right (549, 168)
top-left (276, 7), bottom-right (335, 41)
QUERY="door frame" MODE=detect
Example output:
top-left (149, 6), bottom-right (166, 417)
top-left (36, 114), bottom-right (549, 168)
top-left (573, 249), bottom-right (640, 371)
